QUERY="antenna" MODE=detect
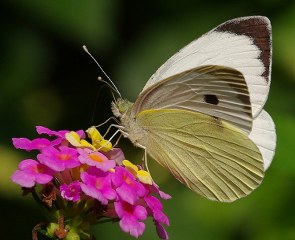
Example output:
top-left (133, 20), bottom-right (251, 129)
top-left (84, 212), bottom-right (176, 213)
top-left (83, 45), bottom-right (121, 97)
top-left (97, 76), bottom-right (119, 101)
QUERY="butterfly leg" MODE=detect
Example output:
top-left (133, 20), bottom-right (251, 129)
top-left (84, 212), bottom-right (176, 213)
top-left (98, 126), bottom-right (129, 151)
top-left (137, 143), bottom-right (151, 174)
top-left (94, 116), bottom-right (119, 129)
top-left (96, 129), bottom-right (122, 152)
top-left (140, 147), bottom-right (155, 183)
top-left (112, 132), bottom-right (123, 147)
top-left (101, 123), bottom-right (123, 139)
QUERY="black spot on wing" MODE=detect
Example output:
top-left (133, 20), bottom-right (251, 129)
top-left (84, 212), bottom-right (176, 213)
top-left (204, 94), bottom-right (219, 105)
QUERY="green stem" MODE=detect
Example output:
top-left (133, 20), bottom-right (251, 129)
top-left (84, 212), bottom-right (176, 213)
top-left (31, 188), bottom-right (58, 222)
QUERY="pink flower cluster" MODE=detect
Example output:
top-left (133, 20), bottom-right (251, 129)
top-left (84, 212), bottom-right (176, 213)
top-left (11, 126), bottom-right (170, 239)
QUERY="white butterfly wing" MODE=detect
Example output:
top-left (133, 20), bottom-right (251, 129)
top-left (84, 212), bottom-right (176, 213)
top-left (142, 16), bottom-right (272, 118)
top-left (132, 65), bottom-right (253, 133)
top-left (249, 110), bottom-right (276, 170)
top-left (114, 16), bottom-right (275, 202)
top-left (136, 109), bottom-right (264, 202)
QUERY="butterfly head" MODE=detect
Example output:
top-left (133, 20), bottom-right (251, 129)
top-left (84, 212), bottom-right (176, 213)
top-left (111, 98), bottom-right (133, 119)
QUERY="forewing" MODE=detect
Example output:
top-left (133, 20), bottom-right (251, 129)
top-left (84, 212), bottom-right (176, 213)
top-left (249, 110), bottom-right (276, 170)
top-left (132, 65), bottom-right (252, 133)
top-left (143, 16), bottom-right (272, 117)
top-left (137, 109), bottom-right (264, 202)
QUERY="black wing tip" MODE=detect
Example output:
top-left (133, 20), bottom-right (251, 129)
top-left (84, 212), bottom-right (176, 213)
top-left (215, 16), bottom-right (271, 31)
top-left (213, 16), bottom-right (272, 84)
top-left (213, 16), bottom-right (271, 36)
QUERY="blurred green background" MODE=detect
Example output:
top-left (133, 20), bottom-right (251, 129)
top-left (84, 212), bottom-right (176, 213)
top-left (1, 0), bottom-right (295, 239)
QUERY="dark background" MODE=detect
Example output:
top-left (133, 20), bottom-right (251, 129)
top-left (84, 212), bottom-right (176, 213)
top-left (1, 1), bottom-right (295, 239)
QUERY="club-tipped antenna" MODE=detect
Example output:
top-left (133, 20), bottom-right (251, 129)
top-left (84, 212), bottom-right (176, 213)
top-left (83, 45), bottom-right (121, 98)
top-left (97, 77), bottom-right (119, 101)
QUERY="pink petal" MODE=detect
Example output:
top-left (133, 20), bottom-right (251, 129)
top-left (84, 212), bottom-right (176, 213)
top-left (60, 181), bottom-right (81, 202)
top-left (155, 222), bottom-right (169, 240)
top-left (80, 171), bottom-right (116, 205)
top-left (37, 146), bottom-right (79, 171)
top-left (151, 182), bottom-right (171, 200)
top-left (78, 149), bottom-right (116, 171)
top-left (112, 167), bottom-right (128, 186)
top-left (119, 217), bottom-right (145, 238)
top-left (12, 138), bottom-right (31, 150)
top-left (36, 126), bottom-right (69, 138)
top-left (80, 183), bottom-right (108, 205)
top-left (133, 205), bottom-right (148, 221)
top-left (34, 173), bottom-right (54, 184)
top-left (116, 184), bottom-right (138, 204)
top-left (10, 170), bottom-right (35, 188)
top-left (18, 159), bottom-right (39, 170)
top-left (76, 130), bottom-right (85, 138)
top-left (153, 210), bottom-right (169, 226)
top-left (30, 138), bottom-right (52, 150)
top-left (10, 164), bottom-right (53, 187)
top-left (159, 190), bottom-right (171, 200)
top-left (145, 196), bottom-right (162, 211)
top-left (104, 148), bottom-right (125, 165)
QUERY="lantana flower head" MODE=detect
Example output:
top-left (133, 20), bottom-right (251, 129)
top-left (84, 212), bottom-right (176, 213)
top-left (11, 126), bottom-right (170, 240)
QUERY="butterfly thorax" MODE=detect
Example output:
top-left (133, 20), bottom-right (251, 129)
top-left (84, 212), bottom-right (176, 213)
top-left (111, 98), bottom-right (148, 148)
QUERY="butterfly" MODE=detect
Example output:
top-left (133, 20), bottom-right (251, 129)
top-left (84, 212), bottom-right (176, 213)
top-left (111, 16), bottom-right (276, 202)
